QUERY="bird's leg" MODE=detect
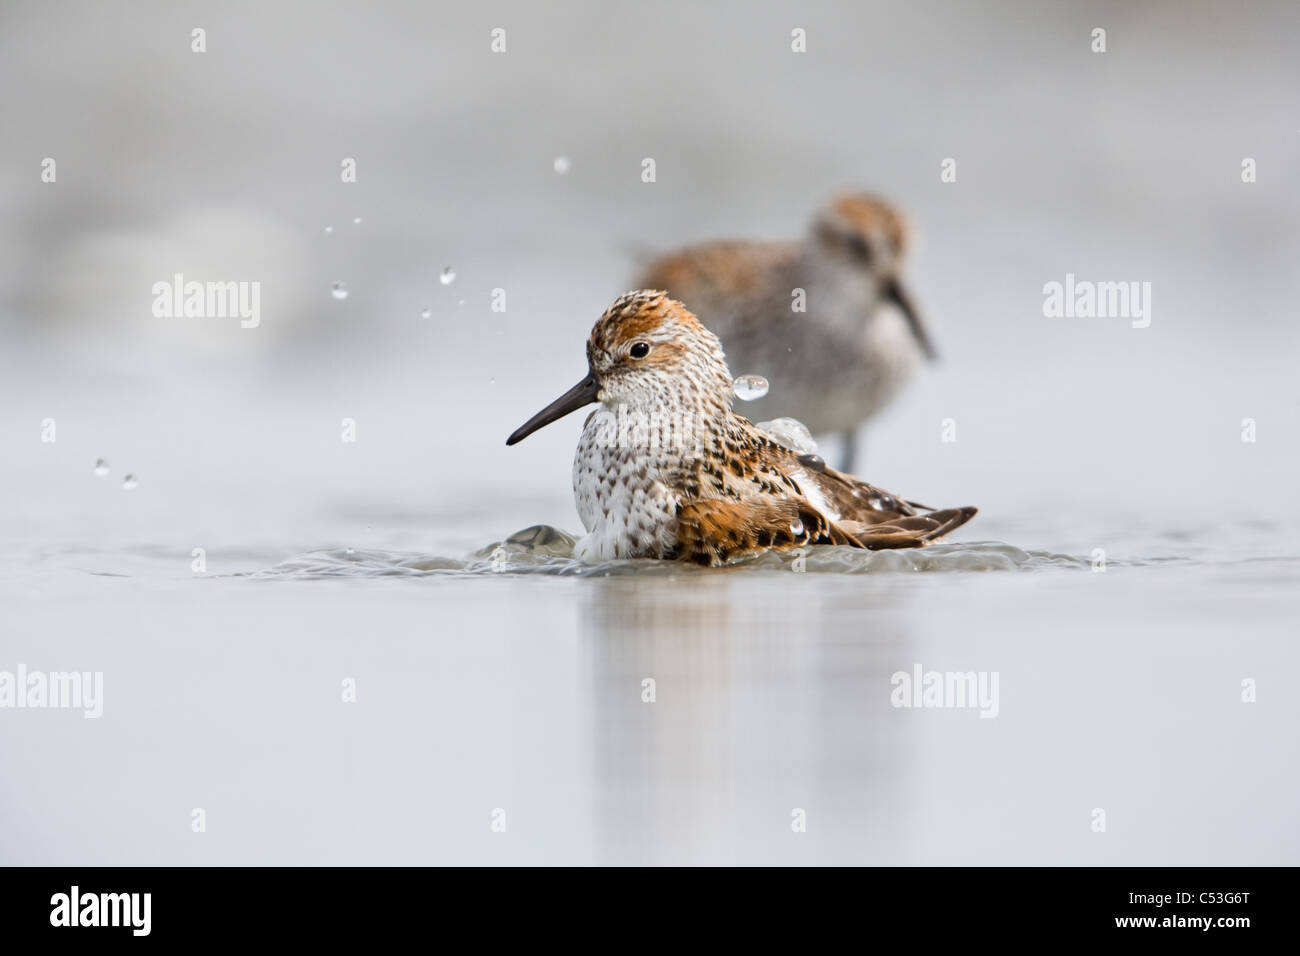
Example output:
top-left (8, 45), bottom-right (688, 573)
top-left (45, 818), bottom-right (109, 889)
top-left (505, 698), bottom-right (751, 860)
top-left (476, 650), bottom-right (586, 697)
top-left (837, 429), bottom-right (859, 473)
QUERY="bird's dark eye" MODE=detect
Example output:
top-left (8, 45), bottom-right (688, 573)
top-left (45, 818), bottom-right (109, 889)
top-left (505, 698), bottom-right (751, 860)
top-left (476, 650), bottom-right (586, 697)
top-left (847, 235), bottom-right (872, 263)
top-left (629, 342), bottom-right (650, 359)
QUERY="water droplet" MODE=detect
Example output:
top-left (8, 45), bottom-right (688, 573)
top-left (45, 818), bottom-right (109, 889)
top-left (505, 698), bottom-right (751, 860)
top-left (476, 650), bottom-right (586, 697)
top-left (440, 267), bottom-right (456, 286)
top-left (122, 475), bottom-right (137, 490)
top-left (331, 282), bottom-right (349, 300)
top-left (94, 459), bottom-right (109, 476)
top-left (796, 453), bottom-right (826, 473)
top-left (489, 377), bottom-right (496, 385)
top-left (345, 547), bottom-right (355, 556)
top-left (553, 156), bottom-right (571, 174)
top-left (790, 518), bottom-right (805, 536)
top-left (457, 298), bottom-right (465, 305)
top-left (757, 417), bottom-right (817, 455)
top-left (352, 216), bottom-right (362, 225)
top-left (419, 307), bottom-right (432, 319)
top-left (324, 225), bottom-right (334, 234)
top-left (732, 374), bottom-right (769, 401)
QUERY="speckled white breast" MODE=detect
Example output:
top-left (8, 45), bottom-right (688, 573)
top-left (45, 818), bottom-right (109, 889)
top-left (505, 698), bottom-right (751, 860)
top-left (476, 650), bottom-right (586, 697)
top-left (572, 407), bottom-right (682, 562)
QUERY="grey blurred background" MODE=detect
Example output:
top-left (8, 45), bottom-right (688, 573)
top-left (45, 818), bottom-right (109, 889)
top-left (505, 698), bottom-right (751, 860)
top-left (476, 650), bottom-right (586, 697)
top-left (4, 0), bottom-right (1298, 544)
top-left (2, 1), bottom-right (1298, 866)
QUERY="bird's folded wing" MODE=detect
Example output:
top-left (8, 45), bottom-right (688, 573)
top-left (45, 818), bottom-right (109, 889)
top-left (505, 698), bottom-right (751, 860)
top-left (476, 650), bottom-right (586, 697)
top-left (837, 507), bottom-right (978, 548)
top-left (675, 495), bottom-right (864, 565)
top-left (676, 498), bottom-right (978, 565)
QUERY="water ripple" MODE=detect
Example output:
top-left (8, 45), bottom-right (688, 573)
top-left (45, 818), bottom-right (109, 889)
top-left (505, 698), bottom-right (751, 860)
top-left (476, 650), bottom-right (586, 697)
top-left (237, 526), bottom-right (1091, 580)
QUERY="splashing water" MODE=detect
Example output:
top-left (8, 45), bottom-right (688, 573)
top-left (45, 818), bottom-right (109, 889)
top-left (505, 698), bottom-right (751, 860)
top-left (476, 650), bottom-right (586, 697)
top-left (122, 475), bottom-right (137, 491)
top-left (756, 417), bottom-right (817, 454)
top-left (553, 156), bottom-right (571, 174)
top-left (239, 526), bottom-right (1092, 580)
top-left (440, 268), bottom-right (456, 286)
top-left (94, 459), bottom-right (109, 476)
top-left (330, 282), bottom-right (349, 300)
top-left (733, 374), bottom-right (769, 401)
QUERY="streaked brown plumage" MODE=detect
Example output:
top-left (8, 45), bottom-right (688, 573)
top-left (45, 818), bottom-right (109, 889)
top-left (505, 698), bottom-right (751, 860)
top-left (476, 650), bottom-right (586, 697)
top-left (506, 290), bottom-right (974, 566)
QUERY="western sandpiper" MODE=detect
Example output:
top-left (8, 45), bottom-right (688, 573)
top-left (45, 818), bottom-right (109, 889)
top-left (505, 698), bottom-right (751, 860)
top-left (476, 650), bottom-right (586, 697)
top-left (635, 193), bottom-right (936, 471)
top-left (506, 290), bottom-right (974, 566)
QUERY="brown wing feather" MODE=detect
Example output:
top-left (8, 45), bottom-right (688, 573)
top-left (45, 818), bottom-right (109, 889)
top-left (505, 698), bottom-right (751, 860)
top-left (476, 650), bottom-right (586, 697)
top-left (837, 507), bottom-right (979, 549)
top-left (716, 418), bottom-right (977, 552)
top-left (802, 462), bottom-right (977, 542)
top-left (805, 465), bottom-right (921, 525)
top-left (669, 415), bottom-right (976, 565)
top-left (729, 418), bottom-right (920, 524)
top-left (675, 496), bottom-right (865, 567)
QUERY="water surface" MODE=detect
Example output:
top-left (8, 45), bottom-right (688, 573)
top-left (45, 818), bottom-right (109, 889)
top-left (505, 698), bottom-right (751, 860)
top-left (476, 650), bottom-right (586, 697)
top-left (4, 498), bottom-right (1296, 866)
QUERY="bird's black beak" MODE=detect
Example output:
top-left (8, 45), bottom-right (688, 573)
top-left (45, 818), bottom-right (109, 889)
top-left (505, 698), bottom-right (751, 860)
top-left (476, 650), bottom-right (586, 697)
top-left (506, 371), bottom-right (601, 445)
top-left (885, 278), bottom-right (938, 361)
